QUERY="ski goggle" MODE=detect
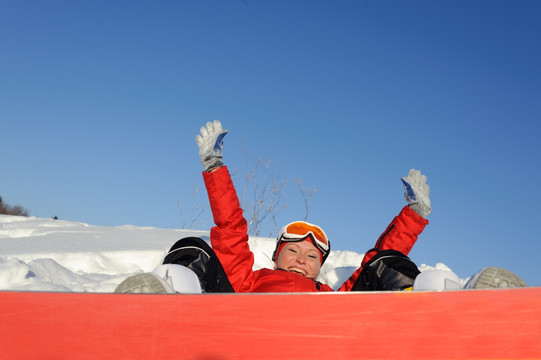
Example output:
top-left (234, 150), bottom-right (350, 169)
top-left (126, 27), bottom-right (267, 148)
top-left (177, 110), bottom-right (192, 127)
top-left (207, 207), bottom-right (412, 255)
top-left (272, 221), bottom-right (330, 264)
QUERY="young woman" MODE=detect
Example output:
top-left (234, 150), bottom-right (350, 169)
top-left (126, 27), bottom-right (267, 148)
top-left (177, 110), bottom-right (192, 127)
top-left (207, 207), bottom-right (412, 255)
top-left (115, 120), bottom-right (431, 294)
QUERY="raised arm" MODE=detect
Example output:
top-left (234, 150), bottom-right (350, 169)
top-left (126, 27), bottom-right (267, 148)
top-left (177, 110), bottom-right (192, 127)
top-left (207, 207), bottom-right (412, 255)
top-left (196, 120), bottom-right (256, 292)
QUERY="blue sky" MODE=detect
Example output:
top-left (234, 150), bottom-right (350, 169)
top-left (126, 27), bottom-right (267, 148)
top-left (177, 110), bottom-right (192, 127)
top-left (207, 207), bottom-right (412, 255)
top-left (2, 1), bottom-right (540, 286)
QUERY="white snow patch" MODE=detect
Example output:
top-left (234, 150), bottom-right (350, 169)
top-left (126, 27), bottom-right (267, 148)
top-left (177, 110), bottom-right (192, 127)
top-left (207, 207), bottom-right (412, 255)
top-left (0, 214), bottom-right (451, 292)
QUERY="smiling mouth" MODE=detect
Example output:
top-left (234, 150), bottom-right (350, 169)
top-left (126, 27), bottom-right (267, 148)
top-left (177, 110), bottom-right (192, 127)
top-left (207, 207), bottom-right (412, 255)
top-left (289, 267), bottom-right (307, 276)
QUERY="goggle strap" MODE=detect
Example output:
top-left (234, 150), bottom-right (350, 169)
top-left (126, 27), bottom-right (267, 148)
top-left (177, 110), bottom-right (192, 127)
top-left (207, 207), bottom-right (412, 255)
top-left (280, 231), bottom-right (329, 251)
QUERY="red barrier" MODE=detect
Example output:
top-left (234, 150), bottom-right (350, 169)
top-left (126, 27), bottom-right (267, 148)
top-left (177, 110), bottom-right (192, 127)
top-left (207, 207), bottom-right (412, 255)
top-left (1, 288), bottom-right (540, 359)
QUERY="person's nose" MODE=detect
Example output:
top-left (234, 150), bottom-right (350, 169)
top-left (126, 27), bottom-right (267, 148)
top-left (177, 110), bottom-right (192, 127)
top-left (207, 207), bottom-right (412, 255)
top-left (296, 253), bottom-right (306, 264)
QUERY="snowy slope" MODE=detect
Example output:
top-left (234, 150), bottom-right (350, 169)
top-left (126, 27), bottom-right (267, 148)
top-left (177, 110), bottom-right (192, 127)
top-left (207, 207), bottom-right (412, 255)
top-left (0, 214), bottom-right (454, 292)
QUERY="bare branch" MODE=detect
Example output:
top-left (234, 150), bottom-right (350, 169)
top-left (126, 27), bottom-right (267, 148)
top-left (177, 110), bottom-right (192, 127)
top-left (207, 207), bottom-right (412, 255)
top-left (178, 144), bottom-right (317, 237)
top-left (293, 179), bottom-right (318, 221)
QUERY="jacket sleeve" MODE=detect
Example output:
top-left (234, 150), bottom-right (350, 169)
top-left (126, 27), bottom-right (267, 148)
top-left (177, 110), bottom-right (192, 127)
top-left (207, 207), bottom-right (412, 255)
top-left (203, 166), bottom-right (256, 292)
top-left (337, 205), bottom-right (428, 291)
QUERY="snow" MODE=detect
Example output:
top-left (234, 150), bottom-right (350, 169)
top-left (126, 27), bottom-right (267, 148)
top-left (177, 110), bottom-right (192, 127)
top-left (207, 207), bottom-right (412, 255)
top-left (0, 214), bottom-right (457, 292)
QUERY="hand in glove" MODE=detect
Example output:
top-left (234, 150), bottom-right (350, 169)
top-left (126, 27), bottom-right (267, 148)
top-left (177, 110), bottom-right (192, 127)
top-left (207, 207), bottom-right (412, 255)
top-left (195, 120), bottom-right (228, 172)
top-left (401, 169), bottom-right (431, 218)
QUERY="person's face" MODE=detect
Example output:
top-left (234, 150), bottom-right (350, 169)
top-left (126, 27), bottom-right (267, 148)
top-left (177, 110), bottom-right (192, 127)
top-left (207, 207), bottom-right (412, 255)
top-left (274, 241), bottom-right (322, 280)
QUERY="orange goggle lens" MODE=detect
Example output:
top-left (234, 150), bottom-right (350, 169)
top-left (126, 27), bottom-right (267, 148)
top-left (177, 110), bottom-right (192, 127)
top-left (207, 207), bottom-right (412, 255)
top-left (280, 221), bottom-right (329, 251)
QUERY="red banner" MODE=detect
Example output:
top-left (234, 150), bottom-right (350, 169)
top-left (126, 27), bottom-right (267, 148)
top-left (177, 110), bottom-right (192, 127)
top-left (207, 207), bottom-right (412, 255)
top-left (1, 288), bottom-right (540, 359)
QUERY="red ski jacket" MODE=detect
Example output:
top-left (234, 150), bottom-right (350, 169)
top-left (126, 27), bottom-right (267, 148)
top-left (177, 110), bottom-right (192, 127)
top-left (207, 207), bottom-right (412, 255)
top-left (204, 166), bottom-right (428, 293)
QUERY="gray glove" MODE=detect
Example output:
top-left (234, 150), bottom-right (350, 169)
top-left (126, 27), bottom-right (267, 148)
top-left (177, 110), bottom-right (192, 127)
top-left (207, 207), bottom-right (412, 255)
top-left (195, 120), bottom-right (228, 172)
top-left (401, 169), bottom-right (431, 218)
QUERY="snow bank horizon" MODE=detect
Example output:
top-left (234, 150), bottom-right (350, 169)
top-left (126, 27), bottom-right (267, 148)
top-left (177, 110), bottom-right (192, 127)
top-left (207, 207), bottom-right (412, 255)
top-left (0, 214), bottom-right (453, 292)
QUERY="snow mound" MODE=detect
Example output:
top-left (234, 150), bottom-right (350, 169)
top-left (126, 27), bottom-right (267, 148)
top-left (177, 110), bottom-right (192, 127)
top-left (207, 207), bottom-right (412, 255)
top-left (0, 215), bottom-right (446, 292)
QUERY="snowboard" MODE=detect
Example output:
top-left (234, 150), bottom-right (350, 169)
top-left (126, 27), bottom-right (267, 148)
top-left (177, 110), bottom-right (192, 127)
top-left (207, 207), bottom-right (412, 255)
top-left (0, 287), bottom-right (539, 359)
